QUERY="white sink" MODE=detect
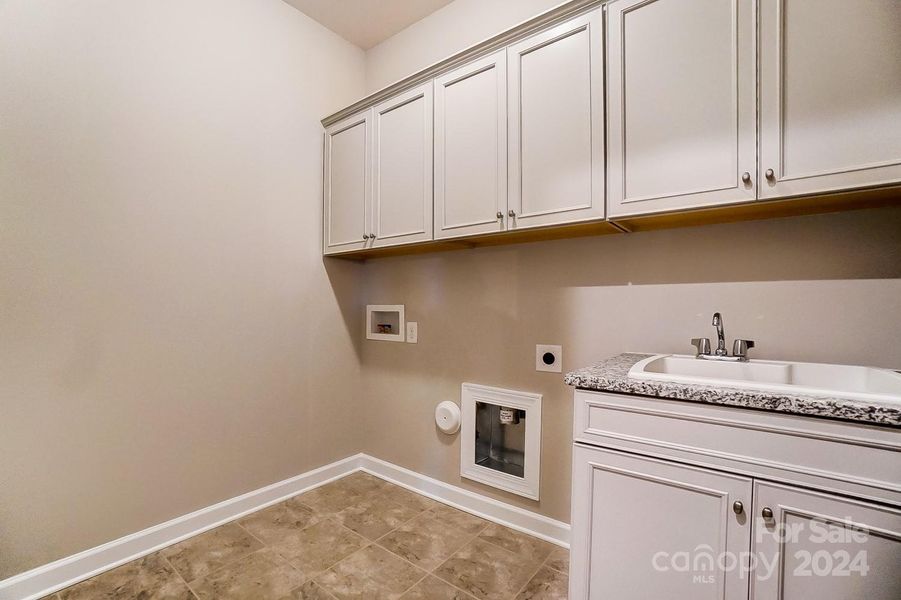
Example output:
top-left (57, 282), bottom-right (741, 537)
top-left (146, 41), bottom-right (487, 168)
top-left (629, 354), bottom-right (901, 405)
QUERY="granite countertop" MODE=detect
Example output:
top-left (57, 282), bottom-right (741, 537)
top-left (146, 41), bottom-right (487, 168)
top-left (564, 353), bottom-right (901, 427)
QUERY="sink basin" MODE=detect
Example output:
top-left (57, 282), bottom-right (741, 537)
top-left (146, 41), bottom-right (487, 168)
top-left (629, 354), bottom-right (901, 404)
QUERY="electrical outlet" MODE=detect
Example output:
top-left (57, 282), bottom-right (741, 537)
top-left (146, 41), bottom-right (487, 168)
top-left (536, 344), bottom-right (562, 373)
top-left (406, 321), bottom-right (418, 343)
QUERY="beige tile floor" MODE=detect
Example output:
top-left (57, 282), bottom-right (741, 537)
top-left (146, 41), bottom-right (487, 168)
top-left (42, 472), bottom-right (568, 599)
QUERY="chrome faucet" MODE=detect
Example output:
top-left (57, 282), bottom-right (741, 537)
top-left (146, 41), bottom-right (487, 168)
top-left (691, 312), bottom-right (755, 362)
top-left (712, 312), bottom-right (728, 356)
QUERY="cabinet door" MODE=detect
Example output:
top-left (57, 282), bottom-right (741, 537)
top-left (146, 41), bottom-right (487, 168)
top-left (507, 9), bottom-right (604, 230)
top-left (751, 482), bottom-right (901, 600)
top-left (371, 83), bottom-right (434, 248)
top-left (606, 0), bottom-right (756, 217)
top-left (323, 111), bottom-right (371, 255)
top-left (435, 51), bottom-right (507, 239)
top-left (759, 0), bottom-right (901, 199)
top-left (570, 444), bottom-right (752, 600)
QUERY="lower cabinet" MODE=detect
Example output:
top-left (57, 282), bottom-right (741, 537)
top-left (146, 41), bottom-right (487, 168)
top-left (570, 445), bottom-right (752, 600)
top-left (570, 444), bottom-right (901, 600)
top-left (750, 482), bottom-right (901, 600)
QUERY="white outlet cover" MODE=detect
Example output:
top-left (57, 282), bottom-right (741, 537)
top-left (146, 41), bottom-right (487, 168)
top-left (536, 344), bottom-right (562, 373)
top-left (406, 321), bottom-right (418, 343)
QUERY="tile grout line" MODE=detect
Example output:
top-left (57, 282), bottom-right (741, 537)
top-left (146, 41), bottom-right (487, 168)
top-left (542, 551), bottom-right (568, 576)
top-left (426, 520), bottom-right (494, 597)
top-left (362, 486), bottom-right (490, 599)
top-left (322, 474), bottom-right (449, 586)
top-left (508, 550), bottom-right (556, 600)
top-left (452, 524), bottom-right (560, 600)
top-left (370, 508), bottom-right (487, 599)
top-left (176, 504), bottom-right (317, 594)
top-left (285, 520), bottom-right (370, 588)
top-left (160, 553), bottom-right (200, 600)
top-left (236, 510), bottom-right (372, 598)
top-left (332, 504), bottom-right (435, 598)
top-left (240, 493), bottom-right (365, 591)
top-left (334, 472), bottom-right (566, 599)
top-left (299, 519), bottom-right (383, 590)
top-left (191, 477), bottom-right (425, 597)
top-left (234, 520), bottom-right (268, 548)
top-left (170, 523), bottom-right (271, 590)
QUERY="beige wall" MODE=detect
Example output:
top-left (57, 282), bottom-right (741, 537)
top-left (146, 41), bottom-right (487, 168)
top-left (0, 0), bottom-right (365, 578)
top-left (359, 208), bottom-right (901, 522)
top-left (364, 0), bottom-right (563, 92)
top-left (359, 0), bottom-right (901, 522)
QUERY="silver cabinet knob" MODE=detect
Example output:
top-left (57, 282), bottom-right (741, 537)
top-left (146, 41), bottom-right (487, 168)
top-left (496, 211), bottom-right (504, 219)
top-left (362, 234), bottom-right (369, 240)
top-left (762, 507), bottom-right (774, 520)
top-left (508, 209), bottom-right (516, 218)
top-left (741, 171), bottom-right (751, 183)
top-left (370, 233), bottom-right (376, 240)
top-left (765, 168), bottom-right (775, 180)
top-left (732, 501), bottom-right (744, 515)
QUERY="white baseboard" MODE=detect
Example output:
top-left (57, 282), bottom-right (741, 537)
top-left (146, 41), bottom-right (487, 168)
top-left (1, 453), bottom-right (569, 600)
top-left (359, 455), bottom-right (570, 548)
top-left (0, 455), bottom-right (364, 600)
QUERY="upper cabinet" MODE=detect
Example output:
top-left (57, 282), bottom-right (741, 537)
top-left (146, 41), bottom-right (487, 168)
top-left (606, 0), bottom-right (756, 217)
top-left (434, 51), bottom-right (508, 239)
top-left (759, 0), bottom-right (901, 199)
top-left (507, 9), bottom-right (605, 229)
top-left (321, 0), bottom-right (901, 257)
top-left (371, 83), bottom-right (434, 248)
top-left (323, 111), bottom-right (370, 255)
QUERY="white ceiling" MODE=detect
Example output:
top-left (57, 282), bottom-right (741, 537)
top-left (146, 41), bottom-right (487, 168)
top-left (284, 0), bottom-right (455, 49)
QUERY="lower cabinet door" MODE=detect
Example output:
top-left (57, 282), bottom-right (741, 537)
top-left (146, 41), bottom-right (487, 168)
top-left (570, 444), bottom-right (752, 600)
top-left (751, 482), bottom-right (901, 600)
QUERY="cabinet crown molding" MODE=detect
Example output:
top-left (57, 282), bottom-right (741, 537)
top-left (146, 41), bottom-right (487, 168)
top-left (320, 0), bottom-right (604, 128)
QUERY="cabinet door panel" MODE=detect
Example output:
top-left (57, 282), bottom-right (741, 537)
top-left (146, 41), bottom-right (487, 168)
top-left (751, 482), bottom-right (901, 600)
top-left (372, 83), bottom-right (433, 247)
top-left (323, 111), bottom-right (370, 255)
top-left (508, 9), bottom-right (604, 229)
top-left (607, 0), bottom-right (756, 217)
top-left (759, 0), bottom-right (901, 198)
top-left (570, 444), bottom-right (752, 600)
top-left (435, 51), bottom-right (507, 239)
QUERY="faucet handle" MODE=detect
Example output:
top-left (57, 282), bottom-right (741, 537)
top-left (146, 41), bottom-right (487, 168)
top-left (691, 338), bottom-right (711, 356)
top-left (733, 339), bottom-right (755, 360)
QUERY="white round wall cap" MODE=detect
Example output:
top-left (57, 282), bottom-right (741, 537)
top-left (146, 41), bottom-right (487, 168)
top-left (435, 400), bottom-right (461, 434)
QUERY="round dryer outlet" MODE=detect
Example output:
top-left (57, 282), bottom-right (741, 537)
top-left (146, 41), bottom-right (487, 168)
top-left (535, 344), bottom-right (563, 373)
